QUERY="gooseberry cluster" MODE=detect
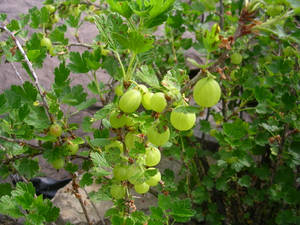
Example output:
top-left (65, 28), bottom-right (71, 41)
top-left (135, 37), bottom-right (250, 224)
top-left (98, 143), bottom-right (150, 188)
top-left (47, 123), bottom-right (80, 170)
top-left (107, 78), bottom-right (221, 199)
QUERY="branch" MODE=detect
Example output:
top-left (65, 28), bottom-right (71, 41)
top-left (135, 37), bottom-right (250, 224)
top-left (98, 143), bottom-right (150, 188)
top-left (219, 0), bottom-right (224, 30)
top-left (0, 135), bottom-right (43, 151)
top-left (71, 173), bottom-right (92, 225)
top-left (11, 62), bottom-right (24, 83)
top-left (67, 42), bottom-right (93, 49)
top-left (0, 25), bottom-right (53, 122)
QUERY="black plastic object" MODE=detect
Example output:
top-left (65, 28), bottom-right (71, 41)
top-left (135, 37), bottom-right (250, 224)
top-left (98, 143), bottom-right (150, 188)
top-left (30, 177), bottom-right (71, 199)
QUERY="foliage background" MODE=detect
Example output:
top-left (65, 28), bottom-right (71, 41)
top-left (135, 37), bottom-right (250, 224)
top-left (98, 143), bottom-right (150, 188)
top-left (0, 0), bottom-right (299, 225)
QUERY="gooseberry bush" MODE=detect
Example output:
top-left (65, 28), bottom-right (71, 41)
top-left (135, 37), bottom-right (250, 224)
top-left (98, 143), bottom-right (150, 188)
top-left (0, 0), bottom-right (299, 225)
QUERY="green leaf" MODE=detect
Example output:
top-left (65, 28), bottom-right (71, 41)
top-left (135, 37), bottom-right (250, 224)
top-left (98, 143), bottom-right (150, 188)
top-left (83, 49), bottom-right (101, 71)
top-left (158, 194), bottom-right (172, 210)
top-left (49, 25), bottom-right (68, 45)
top-left (162, 69), bottom-right (187, 91)
top-left (191, 186), bottom-right (209, 204)
top-left (40, 7), bottom-right (49, 24)
top-left (199, 120), bottom-right (211, 133)
top-left (23, 81), bottom-right (37, 102)
top-left (7, 19), bottom-right (20, 31)
top-left (0, 13), bottom-right (7, 21)
top-left (150, 206), bottom-right (164, 221)
top-left (65, 162), bottom-right (79, 174)
top-left (25, 33), bottom-right (47, 67)
top-left (94, 104), bottom-right (113, 120)
top-left (13, 182), bottom-right (36, 197)
top-left (0, 195), bottom-right (23, 218)
top-left (144, 0), bottom-right (176, 28)
top-left (102, 56), bottom-right (122, 80)
top-left (90, 152), bottom-right (110, 168)
top-left (0, 165), bottom-right (10, 179)
top-left (135, 65), bottom-right (160, 89)
top-left (275, 209), bottom-right (299, 225)
top-left (25, 213), bottom-right (44, 225)
top-left (54, 63), bottom-right (70, 87)
top-left (0, 183), bottom-right (12, 197)
top-left (14, 158), bottom-right (39, 179)
top-left (24, 106), bottom-right (50, 130)
top-left (290, 140), bottom-right (300, 153)
top-left (238, 175), bottom-right (252, 187)
top-left (223, 119), bottom-right (248, 139)
top-left (216, 177), bottom-right (228, 191)
top-left (107, 0), bottom-right (133, 18)
top-left (113, 31), bottom-right (154, 54)
top-left (19, 104), bottom-right (30, 121)
top-left (43, 146), bottom-right (65, 162)
top-left (89, 189), bottom-right (111, 202)
top-left (71, 137), bottom-right (85, 145)
top-left (79, 173), bottom-right (93, 187)
top-left (75, 98), bottom-right (97, 112)
top-left (61, 85), bottom-right (87, 106)
top-left (82, 116), bottom-right (94, 132)
top-left (66, 14), bottom-right (81, 28)
top-left (15, 192), bottom-right (34, 210)
top-left (68, 52), bottom-right (90, 73)
top-left (29, 7), bottom-right (41, 28)
top-left (170, 198), bottom-right (195, 222)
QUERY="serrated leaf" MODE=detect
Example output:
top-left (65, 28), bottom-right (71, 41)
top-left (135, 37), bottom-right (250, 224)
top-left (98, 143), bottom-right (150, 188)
top-left (107, 0), bottom-right (133, 18)
top-left (49, 25), bottom-right (68, 45)
top-left (25, 33), bottom-right (46, 67)
top-left (113, 31), bottom-right (153, 54)
top-left (0, 13), bottom-right (7, 21)
top-left (75, 98), bottom-right (97, 112)
top-left (15, 192), bottom-right (34, 210)
top-left (65, 162), bottom-right (79, 173)
top-left (238, 175), bottom-right (252, 187)
top-left (24, 106), bottom-right (50, 130)
top-left (54, 62), bottom-right (70, 87)
top-left (93, 104), bottom-right (113, 120)
top-left (0, 183), bottom-right (12, 197)
top-left (68, 52), bottom-right (90, 73)
top-left (90, 151), bottom-right (110, 168)
top-left (66, 14), bottom-right (81, 28)
top-left (191, 186), bottom-right (209, 204)
top-left (23, 81), bottom-right (37, 102)
top-left (61, 85), bottom-right (87, 106)
top-left (71, 137), bottom-right (85, 145)
top-left (25, 213), bottom-right (44, 225)
top-left (223, 119), bottom-right (248, 139)
top-left (43, 146), bottom-right (65, 162)
top-left (150, 206), bottom-right (164, 220)
top-left (14, 158), bottom-right (39, 179)
top-left (89, 190), bottom-right (111, 202)
top-left (158, 194), bottom-right (172, 210)
top-left (40, 7), bottom-right (49, 24)
top-left (0, 195), bottom-right (23, 218)
top-left (79, 173), bottom-right (93, 187)
top-left (13, 182), bottom-right (36, 197)
top-left (34, 197), bottom-right (59, 222)
top-left (135, 65), bottom-right (160, 88)
top-left (170, 205), bottom-right (195, 222)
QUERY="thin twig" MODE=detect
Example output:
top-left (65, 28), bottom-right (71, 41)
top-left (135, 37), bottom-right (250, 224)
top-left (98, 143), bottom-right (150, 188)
top-left (0, 135), bottom-right (43, 151)
top-left (0, 25), bottom-right (53, 122)
top-left (219, 0), bottom-right (224, 30)
top-left (11, 62), bottom-right (24, 83)
top-left (67, 42), bottom-right (93, 49)
top-left (71, 173), bottom-right (92, 225)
